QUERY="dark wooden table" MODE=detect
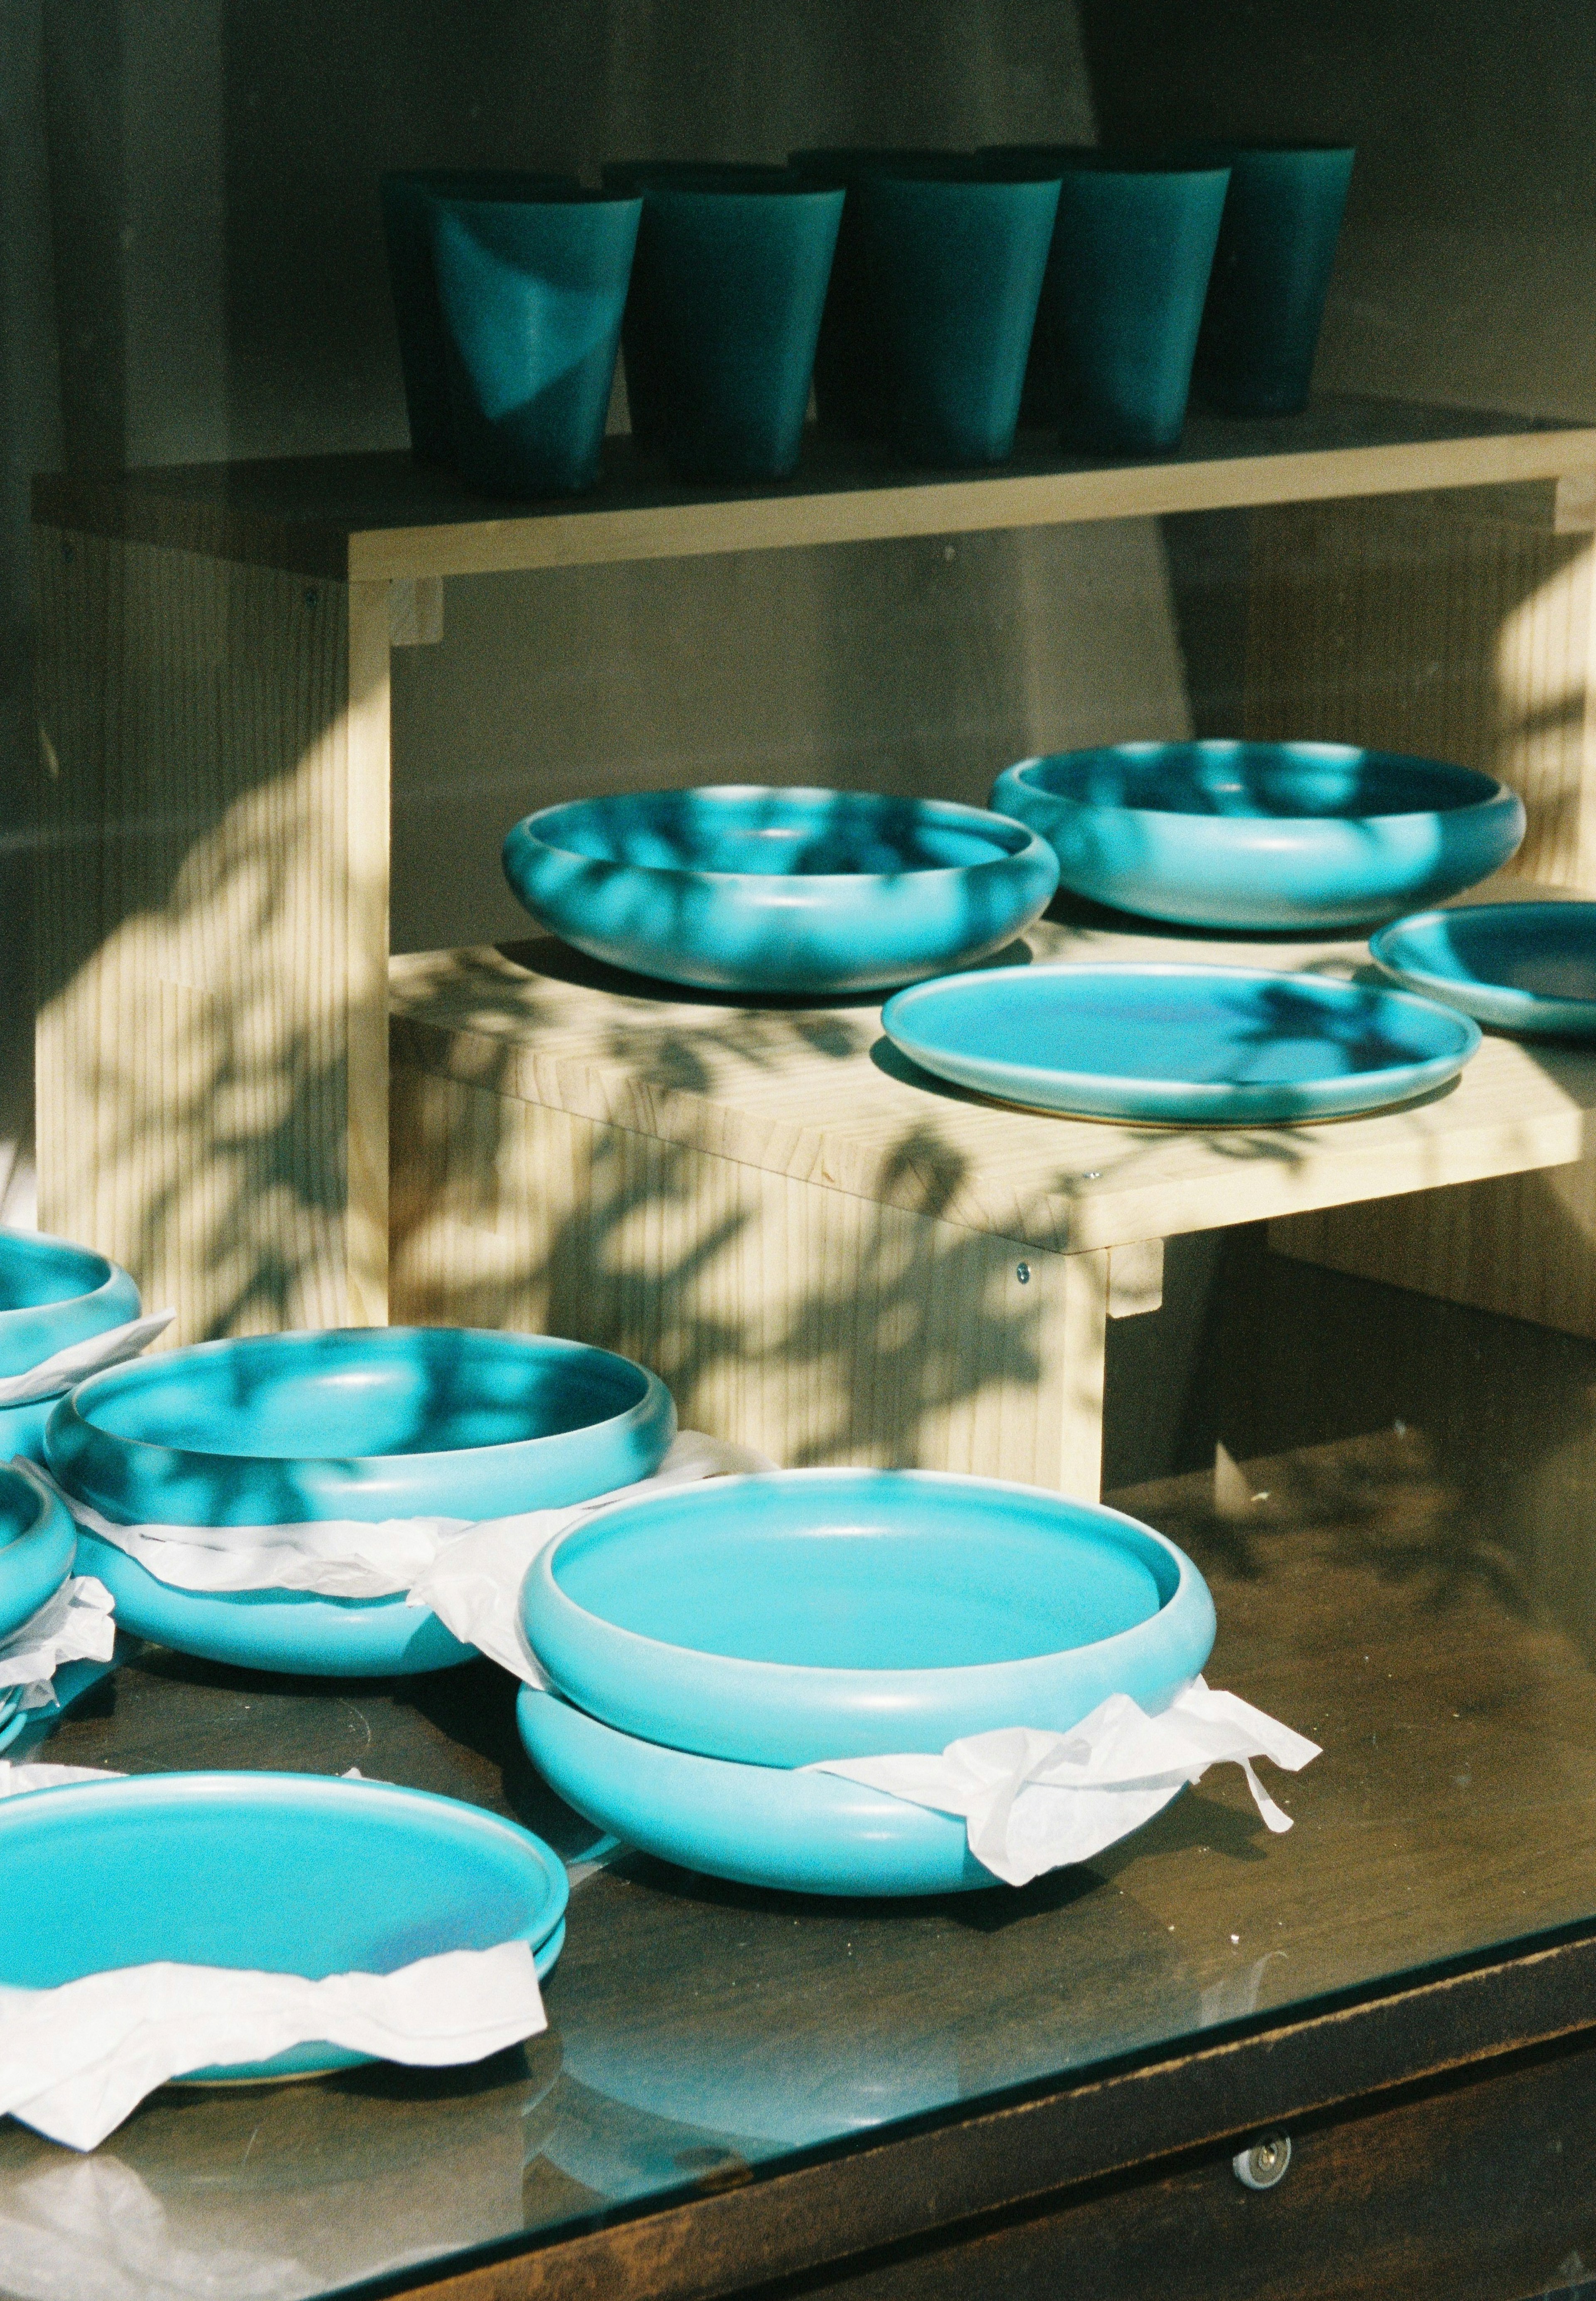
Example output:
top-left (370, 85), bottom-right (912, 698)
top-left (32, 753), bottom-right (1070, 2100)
top-left (7, 1409), bottom-right (1596, 2301)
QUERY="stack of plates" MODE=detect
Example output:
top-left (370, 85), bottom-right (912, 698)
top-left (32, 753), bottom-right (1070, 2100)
top-left (516, 1468), bottom-right (1216, 1896)
top-left (0, 1461), bottom-right (78, 1749)
top-left (45, 1326), bottom-right (675, 1678)
top-left (0, 1770), bottom-right (569, 2079)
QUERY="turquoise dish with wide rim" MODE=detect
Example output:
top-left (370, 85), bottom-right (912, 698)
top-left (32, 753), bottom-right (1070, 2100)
top-left (46, 1327), bottom-right (675, 1678)
top-left (0, 1770), bottom-right (568, 2080)
top-left (523, 1468), bottom-right (1215, 1766)
top-left (990, 741), bottom-right (1525, 930)
top-left (502, 786), bottom-right (1059, 994)
top-left (1370, 902), bottom-right (1596, 1040)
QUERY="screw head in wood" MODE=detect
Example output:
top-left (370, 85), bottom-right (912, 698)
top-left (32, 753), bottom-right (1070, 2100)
top-left (1015, 1262), bottom-right (1030, 1284)
top-left (1233, 2135), bottom-right (1291, 2190)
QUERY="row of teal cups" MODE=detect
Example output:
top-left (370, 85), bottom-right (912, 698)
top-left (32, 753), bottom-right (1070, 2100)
top-left (382, 143), bottom-right (1354, 496)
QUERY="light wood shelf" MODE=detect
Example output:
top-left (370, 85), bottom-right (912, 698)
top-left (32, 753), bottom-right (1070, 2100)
top-left (33, 397), bottom-right (1596, 582)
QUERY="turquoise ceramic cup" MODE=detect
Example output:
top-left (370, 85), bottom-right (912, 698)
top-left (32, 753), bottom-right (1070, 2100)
top-left (1192, 145), bottom-right (1356, 416)
top-left (614, 172), bottom-right (843, 480)
top-left (603, 163), bottom-right (798, 455)
top-left (1044, 153), bottom-right (1231, 453)
top-left (0, 1227), bottom-right (143, 1465)
top-left (856, 167), bottom-right (1062, 466)
top-left (424, 187), bottom-right (641, 495)
top-left (380, 170), bottom-right (577, 463)
top-left (788, 149), bottom-right (968, 440)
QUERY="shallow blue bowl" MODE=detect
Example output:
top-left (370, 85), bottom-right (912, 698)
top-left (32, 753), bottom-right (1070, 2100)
top-left (990, 742), bottom-right (1526, 931)
top-left (523, 1469), bottom-right (1215, 1766)
top-left (882, 961), bottom-right (1480, 1126)
top-left (518, 1685), bottom-right (997, 1897)
top-left (502, 786), bottom-right (1059, 995)
top-left (0, 1460), bottom-right (75, 1644)
top-left (46, 1328), bottom-right (674, 1678)
top-left (0, 1226), bottom-right (144, 1466)
top-left (1370, 902), bottom-right (1596, 1039)
top-left (0, 1771), bottom-right (567, 2079)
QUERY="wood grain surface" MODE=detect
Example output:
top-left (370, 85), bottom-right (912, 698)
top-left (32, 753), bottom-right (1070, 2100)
top-left (32, 401), bottom-right (1596, 584)
top-left (33, 529), bottom-right (390, 1338)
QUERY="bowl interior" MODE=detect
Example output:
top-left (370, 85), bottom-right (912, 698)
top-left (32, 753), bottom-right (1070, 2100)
top-left (1383, 905), bottom-right (1596, 1000)
top-left (76, 1328), bottom-right (652, 1461)
top-left (549, 1476), bottom-right (1178, 1670)
top-left (0, 1230), bottom-right (113, 1313)
top-left (1017, 742), bottom-right (1495, 822)
top-left (887, 966), bottom-right (1467, 1086)
top-left (0, 1777), bottom-right (564, 1987)
top-left (533, 789), bottom-right (1032, 878)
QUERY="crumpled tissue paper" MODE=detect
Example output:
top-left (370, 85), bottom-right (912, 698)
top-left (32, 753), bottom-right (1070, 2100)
top-left (0, 1582), bottom-right (116, 1719)
top-left (0, 1941), bottom-right (548, 2152)
top-left (808, 1679), bottom-right (1321, 1886)
top-left (35, 1430), bottom-right (772, 1688)
top-left (0, 1314), bottom-right (174, 1411)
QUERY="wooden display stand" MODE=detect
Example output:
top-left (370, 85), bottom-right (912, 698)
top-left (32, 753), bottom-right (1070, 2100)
top-left (389, 911), bottom-right (1596, 1497)
top-left (30, 401), bottom-right (1596, 1370)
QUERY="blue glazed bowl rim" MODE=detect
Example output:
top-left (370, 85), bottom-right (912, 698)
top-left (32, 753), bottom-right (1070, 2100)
top-left (526, 1466), bottom-right (1210, 1692)
top-left (882, 961), bottom-right (1482, 1106)
top-left (51, 1325), bottom-right (672, 1480)
top-left (423, 186), bottom-right (643, 214)
top-left (0, 1226), bottom-right (131, 1329)
top-left (510, 786), bottom-right (1056, 888)
top-left (0, 1766), bottom-right (570, 1952)
top-left (1370, 902), bottom-right (1596, 1009)
top-left (998, 744), bottom-right (1517, 827)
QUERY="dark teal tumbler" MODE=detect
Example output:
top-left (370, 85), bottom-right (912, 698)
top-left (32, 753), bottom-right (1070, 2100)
top-left (623, 175), bottom-right (844, 480)
top-left (857, 170), bottom-right (1062, 468)
top-left (426, 189), bottom-right (641, 496)
top-left (603, 164), bottom-right (799, 456)
top-left (381, 171), bottom-right (576, 462)
top-left (1047, 156), bottom-right (1230, 453)
top-left (1192, 146), bottom-right (1355, 416)
top-left (789, 150), bottom-right (968, 440)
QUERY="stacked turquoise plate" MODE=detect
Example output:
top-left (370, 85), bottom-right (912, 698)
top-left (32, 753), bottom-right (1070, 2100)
top-left (0, 1228), bottom-right (143, 1463)
top-left (517, 1468), bottom-right (1215, 1895)
top-left (1370, 903), bottom-right (1596, 1039)
top-left (0, 1771), bottom-right (567, 2079)
top-left (0, 1461), bottom-right (78, 1750)
top-left (46, 1327), bottom-right (675, 1677)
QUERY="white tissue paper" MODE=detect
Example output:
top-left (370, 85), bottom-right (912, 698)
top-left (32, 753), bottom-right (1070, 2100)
top-left (0, 1314), bottom-right (175, 1411)
top-left (0, 1941), bottom-right (549, 2153)
top-left (808, 1679), bottom-right (1321, 1887)
top-left (34, 1430), bottom-right (773, 1688)
top-left (0, 1762), bottom-right (122, 1800)
top-left (0, 1581), bottom-right (116, 1715)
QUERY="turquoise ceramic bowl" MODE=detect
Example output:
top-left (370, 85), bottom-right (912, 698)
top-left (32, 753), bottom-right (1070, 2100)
top-left (45, 1327), bottom-right (674, 1678)
top-left (882, 961), bottom-right (1480, 1126)
top-left (502, 786), bottom-right (1059, 995)
top-left (0, 1226), bottom-right (143, 1464)
top-left (518, 1685), bottom-right (995, 1896)
top-left (0, 1460), bottom-right (75, 1643)
top-left (990, 742), bottom-right (1526, 930)
top-left (0, 1771), bottom-right (567, 2079)
top-left (1371, 903), bottom-right (1596, 1039)
top-left (523, 1469), bottom-right (1215, 1766)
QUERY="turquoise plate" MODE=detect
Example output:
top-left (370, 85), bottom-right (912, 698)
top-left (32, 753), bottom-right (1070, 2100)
top-left (990, 742), bottom-right (1525, 930)
top-left (0, 1770), bottom-right (568, 2081)
top-left (45, 1327), bottom-right (674, 1678)
top-left (524, 1469), bottom-right (1214, 1766)
top-left (502, 786), bottom-right (1059, 994)
top-left (1370, 903), bottom-right (1596, 1039)
top-left (882, 962), bottom-right (1481, 1125)
top-left (0, 1460), bottom-right (74, 1645)
top-left (518, 1685), bottom-right (1004, 1897)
